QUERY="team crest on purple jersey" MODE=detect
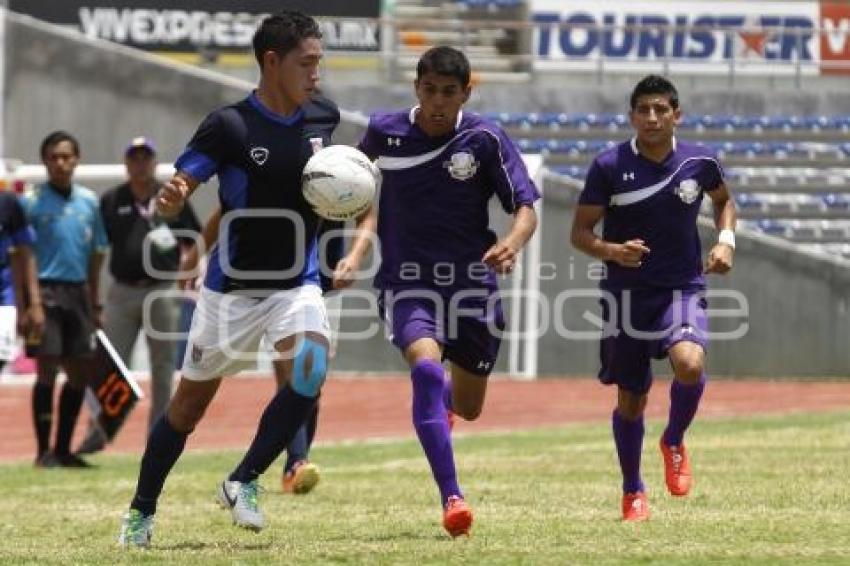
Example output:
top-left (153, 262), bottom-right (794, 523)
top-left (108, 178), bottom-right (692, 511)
top-left (445, 152), bottom-right (479, 180)
top-left (675, 179), bottom-right (701, 204)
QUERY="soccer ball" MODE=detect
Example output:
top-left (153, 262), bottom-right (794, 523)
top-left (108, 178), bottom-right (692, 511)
top-left (302, 145), bottom-right (379, 221)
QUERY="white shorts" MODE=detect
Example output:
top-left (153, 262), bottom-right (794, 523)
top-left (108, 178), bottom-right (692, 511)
top-left (181, 285), bottom-right (330, 381)
top-left (0, 306), bottom-right (16, 361)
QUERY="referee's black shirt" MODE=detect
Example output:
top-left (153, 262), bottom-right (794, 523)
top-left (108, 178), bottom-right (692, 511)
top-left (100, 183), bottom-right (201, 284)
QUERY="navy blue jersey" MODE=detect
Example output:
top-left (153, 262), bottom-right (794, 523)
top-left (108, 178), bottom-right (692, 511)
top-left (317, 219), bottom-right (345, 294)
top-left (0, 192), bottom-right (36, 305)
top-left (175, 92), bottom-right (340, 293)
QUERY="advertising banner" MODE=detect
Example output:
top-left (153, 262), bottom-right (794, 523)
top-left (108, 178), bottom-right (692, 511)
top-left (9, 0), bottom-right (380, 52)
top-left (531, 0), bottom-right (849, 75)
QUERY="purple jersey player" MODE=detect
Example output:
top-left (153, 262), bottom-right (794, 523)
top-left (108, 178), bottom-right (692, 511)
top-left (570, 75), bottom-right (737, 521)
top-left (358, 46), bottom-right (539, 537)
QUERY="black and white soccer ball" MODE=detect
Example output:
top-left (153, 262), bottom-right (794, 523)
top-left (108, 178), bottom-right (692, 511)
top-left (302, 145), bottom-right (379, 221)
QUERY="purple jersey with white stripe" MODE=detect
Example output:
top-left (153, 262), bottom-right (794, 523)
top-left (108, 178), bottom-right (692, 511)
top-left (579, 138), bottom-right (725, 290)
top-left (358, 108), bottom-right (540, 294)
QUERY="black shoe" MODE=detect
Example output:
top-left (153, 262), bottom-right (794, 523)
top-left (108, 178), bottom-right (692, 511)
top-left (55, 452), bottom-right (94, 468)
top-left (34, 452), bottom-right (59, 468)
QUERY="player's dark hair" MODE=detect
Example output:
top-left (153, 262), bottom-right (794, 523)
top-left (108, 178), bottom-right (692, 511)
top-left (416, 46), bottom-right (471, 88)
top-left (630, 75), bottom-right (679, 110)
top-left (253, 10), bottom-right (322, 69)
top-left (40, 130), bottom-right (80, 160)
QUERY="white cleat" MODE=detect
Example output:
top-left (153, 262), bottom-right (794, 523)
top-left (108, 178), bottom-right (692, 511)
top-left (118, 509), bottom-right (154, 548)
top-left (217, 479), bottom-right (265, 532)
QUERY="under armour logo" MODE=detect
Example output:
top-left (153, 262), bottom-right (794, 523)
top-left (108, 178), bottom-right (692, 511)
top-left (250, 147), bottom-right (269, 165)
top-left (623, 171), bottom-right (635, 181)
top-left (476, 360), bottom-right (491, 370)
top-left (387, 137), bottom-right (401, 147)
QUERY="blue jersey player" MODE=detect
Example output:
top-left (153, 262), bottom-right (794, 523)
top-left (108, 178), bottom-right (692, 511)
top-left (358, 46), bottom-right (540, 537)
top-left (570, 75), bottom-right (736, 521)
top-left (0, 192), bottom-right (43, 370)
top-left (119, 11), bottom-right (374, 547)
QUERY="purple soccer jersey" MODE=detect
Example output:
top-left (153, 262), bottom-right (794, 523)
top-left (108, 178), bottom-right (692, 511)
top-left (359, 107), bottom-right (538, 374)
top-left (579, 137), bottom-right (725, 291)
top-left (358, 108), bottom-right (540, 294)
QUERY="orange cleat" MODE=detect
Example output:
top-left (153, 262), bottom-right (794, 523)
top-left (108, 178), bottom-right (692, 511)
top-left (442, 495), bottom-right (473, 537)
top-left (282, 460), bottom-right (320, 494)
top-left (622, 491), bottom-right (650, 522)
top-left (659, 439), bottom-right (692, 497)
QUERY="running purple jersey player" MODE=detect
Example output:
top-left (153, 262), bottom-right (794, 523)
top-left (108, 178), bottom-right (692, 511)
top-left (570, 75), bottom-right (737, 521)
top-left (358, 46), bottom-right (539, 536)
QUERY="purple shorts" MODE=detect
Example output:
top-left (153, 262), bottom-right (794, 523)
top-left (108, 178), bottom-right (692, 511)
top-left (378, 290), bottom-right (505, 376)
top-left (598, 287), bottom-right (708, 394)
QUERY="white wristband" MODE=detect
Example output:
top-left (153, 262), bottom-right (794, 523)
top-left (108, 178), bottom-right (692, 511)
top-left (718, 229), bottom-right (736, 249)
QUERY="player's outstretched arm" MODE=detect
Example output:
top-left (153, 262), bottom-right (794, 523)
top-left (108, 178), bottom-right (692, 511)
top-left (156, 172), bottom-right (200, 218)
top-left (704, 182), bottom-right (737, 275)
top-left (332, 205), bottom-right (377, 289)
top-left (482, 204), bottom-right (538, 274)
top-left (570, 204), bottom-right (650, 268)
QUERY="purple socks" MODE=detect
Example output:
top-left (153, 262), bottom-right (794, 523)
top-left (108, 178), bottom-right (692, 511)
top-left (411, 360), bottom-right (460, 504)
top-left (663, 374), bottom-right (706, 447)
top-left (612, 409), bottom-right (645, 494)
top-left (442, 375), bottom-right (453, 412)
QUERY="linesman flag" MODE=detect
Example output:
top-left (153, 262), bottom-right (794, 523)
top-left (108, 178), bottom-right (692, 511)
top-left (84, 330), bottom-right (144, 441)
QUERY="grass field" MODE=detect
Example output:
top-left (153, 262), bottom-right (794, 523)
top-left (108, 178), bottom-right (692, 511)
top-left (2, 411), bottom-right (850, 565)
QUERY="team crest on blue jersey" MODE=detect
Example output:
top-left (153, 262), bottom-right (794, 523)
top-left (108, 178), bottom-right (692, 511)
top-left (249, 147), bottom-right (269, 166)
top-left (445, 152), bottom-right (479, 181)
top-left (675, 179), bottom-right (701, 204)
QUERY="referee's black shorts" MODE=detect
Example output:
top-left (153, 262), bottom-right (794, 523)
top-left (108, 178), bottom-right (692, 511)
top-left (26, 281), bottom-right (96, 358)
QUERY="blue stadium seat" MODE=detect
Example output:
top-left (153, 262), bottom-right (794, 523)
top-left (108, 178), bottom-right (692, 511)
top-left (823, 193), bottom-right (850, 211)
top-left (549, 165), bottom-right (588, 178)
top-left (756, 219), bottom-right (789, 236)
top-left (735, 193), bottom-right (763, 210)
